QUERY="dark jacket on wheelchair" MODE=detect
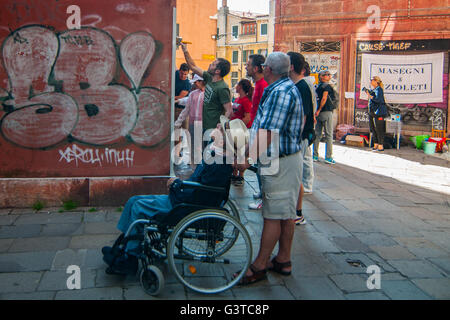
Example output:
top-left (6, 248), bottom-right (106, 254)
top-left (169, 159), bottom-right (233, 208)
top-left (102, 156), bottom-right (233, 275)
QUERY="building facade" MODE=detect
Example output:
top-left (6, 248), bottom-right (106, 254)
top-left (216, 0), bottom-right (274, 91)
top-left (175, 0), bottom-right (217, 71)
top-left (275, 0), bottom-right (450, 137)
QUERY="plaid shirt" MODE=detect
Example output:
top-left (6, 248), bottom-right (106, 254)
top-left (250, 77), bottom-right (304, 156)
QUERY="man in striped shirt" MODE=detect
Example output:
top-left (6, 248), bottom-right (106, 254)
top-left (235, 52), bottom-right (304, 284)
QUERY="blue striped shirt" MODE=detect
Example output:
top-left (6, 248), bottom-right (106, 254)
top-left (251, 77), bottom-right (304, 156)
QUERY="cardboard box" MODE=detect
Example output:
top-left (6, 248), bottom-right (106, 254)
top-left (345, 135), bottom-right (365, 147)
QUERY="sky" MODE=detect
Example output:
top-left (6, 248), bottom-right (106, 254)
top-left (217, 0), bottom-right (269, 14)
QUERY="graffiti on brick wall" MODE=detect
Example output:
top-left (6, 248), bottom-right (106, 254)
top-left (0, 25), bottom-right (169, 150)
top-left (58, 143), bottom-right (135, 167)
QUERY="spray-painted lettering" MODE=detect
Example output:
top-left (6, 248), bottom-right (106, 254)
top-left (58, 144), bottom-right (135, 167)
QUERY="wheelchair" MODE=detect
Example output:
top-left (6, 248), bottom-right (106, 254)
top-left (116, 180), bottom-right (253, 296)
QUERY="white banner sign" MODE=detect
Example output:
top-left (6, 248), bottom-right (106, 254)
top-left (360, 53), bottom-right (444, 103)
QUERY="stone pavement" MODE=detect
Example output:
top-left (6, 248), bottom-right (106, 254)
top-left (0, 144), bottom-right (449, 300)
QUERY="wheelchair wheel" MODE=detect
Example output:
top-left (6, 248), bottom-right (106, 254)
top-left (167, 210), bottom-right (252, 294)
top-left (218, 199), bottom-right (241, 255)
top-left (140, 265), bottom-right (165, 296)
top-left (178, 200), bottom-right (241, 258)
top-left (224, 198), bottom-right (240, 221)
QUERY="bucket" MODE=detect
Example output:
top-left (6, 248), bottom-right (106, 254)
top-left (410, 135), bottom-right (430, 149)
top-left (428, 137), bottom-right (446, 152)
top-left (423, 141), bottom-right (437, 155)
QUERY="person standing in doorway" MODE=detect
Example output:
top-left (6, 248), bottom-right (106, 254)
top-left (313, 70), bottom-right (336, 164)
top-left (364, 76), bottom-right (388, 152)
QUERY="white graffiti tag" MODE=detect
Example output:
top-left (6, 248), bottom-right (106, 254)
top-left (59, 144), bottom-right (135, 167)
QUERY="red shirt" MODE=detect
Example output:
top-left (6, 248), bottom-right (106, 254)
top-left (249, 78), bottom-right (268, 128)
top-left (231, 96), bottom-right (252, 128)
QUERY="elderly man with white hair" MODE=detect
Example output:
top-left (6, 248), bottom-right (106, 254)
top-left (235, 51), bottom-right (304, 284)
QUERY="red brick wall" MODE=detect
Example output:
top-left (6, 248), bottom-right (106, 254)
top-left (0, 0), bottom-right (175, 178)
top-left (275, 0), bottom-right (450, 129)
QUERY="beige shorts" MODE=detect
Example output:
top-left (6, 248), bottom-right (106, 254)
top-left (260, 151), bottom-right (302, 220)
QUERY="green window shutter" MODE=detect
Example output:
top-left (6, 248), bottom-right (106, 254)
top-left (261, 24), bottom-right (267, 35)
top-left (232, 51), bottom-right (238, 63)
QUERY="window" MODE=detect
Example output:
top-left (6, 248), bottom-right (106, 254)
top-left (241, 23), bottom-right (256, 35)
top-left (243, 50), bottom-right (254, 63)
top-left (231, 72), bottom-right (239, 88)
top-left (232, 51), bottom-right (239, 64)
top-left (232, 25), bottom-right (238, 39)
top-left (260, 23), bottom-right (267, 36)
top-left (258, 49), bottom-right (268, 57)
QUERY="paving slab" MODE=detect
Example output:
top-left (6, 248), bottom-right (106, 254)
top-left (0, 251), bottom-right (56, 272)
top-left (55, 287), bottom-right (124, 300)
top-left (8, 236), bottom-right (71, 253)
top-left (0, 291), bottom-right (56, 300)
top-left (427, 258), bottom-right (450, 275)
top-left (387, 260), bottom-right (446, 278)
top-left (51, 249), bottom-right (88, 271)
top-left (353, 232), bottom-right (399, 247)
top-left (331, 236), bottom-right (372, 253)
top-left (123, 284), bottom-right (187, 300)
top-left (284, 276), bottom-right (345, 300)
top-left (369, 246), bottom-right (416, 260)
top-left (0, 224), bottom-right (42, 239)
top-left (381, 280), bottom-right (432, 300)
top-left (38, 269), bottom-right (96, 291)
top-left (69, 234), bottom-right (119, 250)
top-left (40, 223), bottom-right (84, 237)
top-left (0, 272), bottom-right (42, 293)
top-left (310, 221), bottom-right (352, 238)
top-left (0, 239), bottom-right (13, 253)
top-left (231, 285), bottom-right (295, 300)
top-left (412, 278), bottom-right (450, 299)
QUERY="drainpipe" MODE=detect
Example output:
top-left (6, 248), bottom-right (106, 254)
top-left (408, 0), bottom-right (411, 19)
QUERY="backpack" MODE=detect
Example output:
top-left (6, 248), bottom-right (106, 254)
top-left (319, 83), bottom-right (339, 110)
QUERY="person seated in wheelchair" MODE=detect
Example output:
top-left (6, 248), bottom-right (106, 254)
top-left (102, 116), bottom-right (249, 275)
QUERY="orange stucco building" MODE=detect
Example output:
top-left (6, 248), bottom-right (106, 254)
top-left (175, 0), bottom-right (217, 71)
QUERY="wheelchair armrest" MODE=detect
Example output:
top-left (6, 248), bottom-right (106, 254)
top-left (248, 165), bottom-right (258, 173)
top-left (180, 181), bottom-right (226, 194)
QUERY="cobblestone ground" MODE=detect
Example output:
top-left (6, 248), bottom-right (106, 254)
top-left (0, 144), bottom-right (449, 300)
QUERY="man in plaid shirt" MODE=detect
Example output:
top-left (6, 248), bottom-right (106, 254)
top-left (235, 52), bottom-right (304, 284)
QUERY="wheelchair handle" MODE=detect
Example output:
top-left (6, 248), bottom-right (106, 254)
top-left (180, 181), bottom-right (226, 193)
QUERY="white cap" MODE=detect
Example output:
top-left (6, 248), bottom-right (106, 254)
top-left (190, 74), bottom-right (204, 84)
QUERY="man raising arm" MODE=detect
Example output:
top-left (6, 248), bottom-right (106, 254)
top-left (181, 43), bottom-right (232, 130)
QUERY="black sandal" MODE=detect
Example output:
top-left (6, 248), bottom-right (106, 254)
top-left (268, 257), bottom-right (292, 276)
top-left (235, 264), bottom-right (267, 285)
